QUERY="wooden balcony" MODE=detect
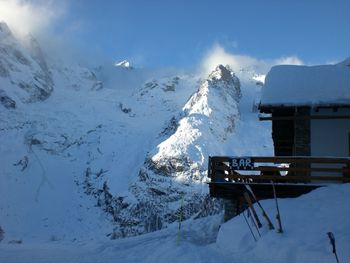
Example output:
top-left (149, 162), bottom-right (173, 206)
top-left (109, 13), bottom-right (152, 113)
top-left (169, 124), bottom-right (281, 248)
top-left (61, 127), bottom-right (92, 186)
top-left (208, 156), bottom-right (350, 200)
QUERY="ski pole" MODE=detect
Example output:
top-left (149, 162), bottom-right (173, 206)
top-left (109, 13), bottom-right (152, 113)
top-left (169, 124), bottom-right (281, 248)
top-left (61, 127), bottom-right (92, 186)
top-left (247, 207), bottom-right (261, 237)
top-left (271, 181), bottom-right (283, 233)
top-left (245, 185), bottom-right (275, 230)
top-left (177, 195), bottom-right (184, 245)
top-left (327, 232), bottom-right (340, 263)
top-left (242, 210), bottom-right (257, 242)
top-left (243, 192), bottom-right (262, 229)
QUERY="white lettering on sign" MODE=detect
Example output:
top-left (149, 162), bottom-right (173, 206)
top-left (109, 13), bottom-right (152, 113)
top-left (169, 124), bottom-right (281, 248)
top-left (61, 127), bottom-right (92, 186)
top-left (231, 158), bottom-right (254, 170)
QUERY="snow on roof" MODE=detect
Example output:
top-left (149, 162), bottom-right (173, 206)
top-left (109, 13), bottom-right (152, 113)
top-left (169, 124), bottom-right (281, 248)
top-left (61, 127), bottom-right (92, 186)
top-left (260, 60), bottom-right (350, 107)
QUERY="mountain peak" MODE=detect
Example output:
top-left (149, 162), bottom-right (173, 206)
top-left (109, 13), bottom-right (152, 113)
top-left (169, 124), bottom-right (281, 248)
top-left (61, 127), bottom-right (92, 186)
top-left (208, 64), bottom-right (233, 82)
top-left (115, 59), bottom-right (133, 69)
top-left (206, 64), bottom-right (241, 100)
top-left (0, 21), bottom-right (12, 38)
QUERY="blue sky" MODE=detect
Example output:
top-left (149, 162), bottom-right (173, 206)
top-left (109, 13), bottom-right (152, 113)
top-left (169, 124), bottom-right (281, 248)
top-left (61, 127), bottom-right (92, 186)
top-left (1, 0), bottom-right (350, 69)
top-left (56, 0), bottom-right (350, 68)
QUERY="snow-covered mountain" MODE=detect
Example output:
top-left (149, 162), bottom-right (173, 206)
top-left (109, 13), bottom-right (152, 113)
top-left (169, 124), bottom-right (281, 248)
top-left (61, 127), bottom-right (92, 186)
top-left (0, 21), bottom-right (53, 106)
top-left (0, 22), bottom-right (272, 242)
top-left (115, 60), bottom-right (133, 69)
top-left (104, 65), bottom-right (243, 237)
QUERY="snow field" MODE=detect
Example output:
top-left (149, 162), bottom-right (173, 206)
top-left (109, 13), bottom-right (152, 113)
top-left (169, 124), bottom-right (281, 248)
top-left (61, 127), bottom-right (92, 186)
top-left (217, 184), bottom-right (350, 263)
top-left (1, 185), bottom-right (349, 262)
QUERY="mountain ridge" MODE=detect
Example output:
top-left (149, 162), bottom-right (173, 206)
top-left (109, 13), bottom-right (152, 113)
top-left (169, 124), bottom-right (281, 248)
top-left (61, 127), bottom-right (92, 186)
top-left (0, 22), bottom-right (272, 242)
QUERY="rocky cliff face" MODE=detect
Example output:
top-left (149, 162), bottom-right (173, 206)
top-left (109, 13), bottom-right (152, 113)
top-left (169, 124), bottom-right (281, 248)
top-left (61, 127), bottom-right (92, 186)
top-left (0, 22), bottom-right (53, 106)
top-left (104, 65), bottom-right (241, 237)
top-left (148, 65), bottom-right (241, 181)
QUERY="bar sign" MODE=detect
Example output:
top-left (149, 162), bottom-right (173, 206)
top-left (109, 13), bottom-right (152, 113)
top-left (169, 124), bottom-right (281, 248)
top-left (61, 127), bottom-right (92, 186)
top-left (231, 158), bottom-right (254, 170)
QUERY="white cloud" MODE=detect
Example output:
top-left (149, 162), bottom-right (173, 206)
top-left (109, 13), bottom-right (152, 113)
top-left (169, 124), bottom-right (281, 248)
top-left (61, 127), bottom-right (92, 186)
top-left (0, 0), bottom-right (66, 38)
top-left (199, 44), bottom-right (262, 75)
top-left (199, 43), bottom-right (304, 77)
top-left (276, 56), bottom-right (303, 65)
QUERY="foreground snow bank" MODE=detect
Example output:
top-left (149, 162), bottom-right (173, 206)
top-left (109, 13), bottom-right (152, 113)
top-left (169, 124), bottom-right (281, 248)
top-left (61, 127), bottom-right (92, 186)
top-left (0, 215), bottom-right (233, 263)
top-left (1, 185), bottom-right (349, 263)
top-left (217, 184), bottom-right (350, 263)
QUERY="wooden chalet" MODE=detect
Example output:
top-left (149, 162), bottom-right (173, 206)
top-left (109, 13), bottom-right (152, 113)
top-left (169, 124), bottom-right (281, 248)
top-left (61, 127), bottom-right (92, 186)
top-left (208, 60), bottom-right (350, 218)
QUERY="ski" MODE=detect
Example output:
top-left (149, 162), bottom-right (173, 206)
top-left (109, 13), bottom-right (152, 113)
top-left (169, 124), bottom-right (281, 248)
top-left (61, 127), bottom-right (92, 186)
top-left (243, 192), bottom-right (262, 229)
top-left (245, 185), bottom-right (275, 230)
top-left (247, 206), bottom-right (261, 237)
top-left (271, 181), bottom-right (283, 233)
top-left (242, 210), bottom-right (257, 242)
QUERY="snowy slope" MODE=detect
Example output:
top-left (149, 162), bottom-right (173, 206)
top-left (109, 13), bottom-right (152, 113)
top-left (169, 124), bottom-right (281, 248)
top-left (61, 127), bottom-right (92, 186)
top-left (0, 64), bottom-right (193, 241)
top-left (1, 185), bottom-right (349, 263)
top-left (0, 65), bottom-right (121, 242)
top-left (216, 184), bottom-right (350, 263)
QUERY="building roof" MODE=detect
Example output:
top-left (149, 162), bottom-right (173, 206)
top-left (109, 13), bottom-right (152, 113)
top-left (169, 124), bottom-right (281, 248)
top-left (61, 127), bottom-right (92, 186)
top-left (260, 58), bottom-right (350, 109)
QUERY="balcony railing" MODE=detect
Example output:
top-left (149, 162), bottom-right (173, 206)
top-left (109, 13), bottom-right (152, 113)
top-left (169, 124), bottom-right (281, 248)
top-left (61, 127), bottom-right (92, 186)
top-left (208, 156), bottom-right (350, 184)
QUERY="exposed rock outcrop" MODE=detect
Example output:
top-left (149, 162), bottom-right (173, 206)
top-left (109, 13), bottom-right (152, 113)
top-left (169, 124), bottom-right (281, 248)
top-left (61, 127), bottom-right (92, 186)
top-left (0, 22), bottom-right (53, 104)
top-left (105, 65), bottom-right (241, 237)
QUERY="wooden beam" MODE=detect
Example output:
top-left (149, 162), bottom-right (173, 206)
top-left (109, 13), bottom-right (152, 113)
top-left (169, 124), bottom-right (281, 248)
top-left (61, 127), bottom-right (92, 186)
top-left (259, 115), bottom-right (350, 121)
top-left (208, 156), bottom-right (350, 183)
top-left (210, 156), bottom-right (350, 164)
top-left (225, 174), bottom-right (350, 182)
top-left (252, 156), bottom-right (350, 164)
top-left (211, 165), bottom-right (350, 174)
top-left (256, 166), bottom-right (350, 173)
top-left (259, 104), bottom-right (350, 114)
